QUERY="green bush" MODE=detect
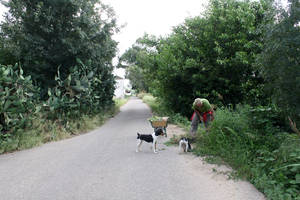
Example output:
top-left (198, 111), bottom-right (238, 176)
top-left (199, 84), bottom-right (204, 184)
top-left (251, 135), bottom-right (300, 200)
top-left (44, 60), bottom-right (114, 122)
top-left (195, 107), bottom-right (255, 172)
top-left (0, 64), bottom-right (39, 135)
top-left (194, 105), bottom-right (300, 200)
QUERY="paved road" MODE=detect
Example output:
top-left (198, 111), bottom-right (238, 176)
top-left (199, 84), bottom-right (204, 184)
top-left (0, 97), bottom-right (265, 200)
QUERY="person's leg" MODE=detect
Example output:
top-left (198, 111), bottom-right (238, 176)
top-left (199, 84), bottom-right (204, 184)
top-left (190, 112), bottom-right (199, 137)
top-left (204, 113), bottom-right (212, 129)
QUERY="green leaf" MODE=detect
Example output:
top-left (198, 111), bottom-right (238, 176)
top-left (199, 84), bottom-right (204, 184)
top-left (295, 174), bottom-right (300, 184)
top-left (48, 89), bottom-right (52, 97)
top-left (25, 92), bottom-right (33, 97)
top-left (71, 86), bottom-right (84, 93)
top-left (3, 100), bottom-right (12, 111)
top-left (19, 68), bottom-right (23, 75)
top-left (3, 69), bottom-right (10, 76)
top-left (87, 71), bottom-right (94, 79)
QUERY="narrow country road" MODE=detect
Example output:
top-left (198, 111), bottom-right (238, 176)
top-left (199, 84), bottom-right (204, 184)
top-left (0, 97), bottom-right (265, 200)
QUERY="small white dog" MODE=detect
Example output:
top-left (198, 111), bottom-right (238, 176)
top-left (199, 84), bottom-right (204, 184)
top-left (179, 137), bottom-right (192, 152)
top-left (136, 128), bottom-right (165, 153)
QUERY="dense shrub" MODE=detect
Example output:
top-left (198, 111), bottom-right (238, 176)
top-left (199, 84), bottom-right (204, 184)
top-left (195, 105), bottom-right (300, 200)
top-left (251, 135), bottom-right (300, 200)
top-left (44, 60), bottom-right (115, 122)
top-left (0, 65), bottom-right (39, 153)
top-left (258, 0), bottom-right (300, 126)
top-left (0, 64), bottom-right (39, 137)
top-left (0, 0), bottom-right (119, 153)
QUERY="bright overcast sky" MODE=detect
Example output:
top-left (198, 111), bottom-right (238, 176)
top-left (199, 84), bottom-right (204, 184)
top-left (101, 0), bottom-right (209, 56)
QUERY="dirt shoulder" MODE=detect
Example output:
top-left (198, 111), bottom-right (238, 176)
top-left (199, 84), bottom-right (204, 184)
top-left (166, 124), bottom-right (188, 138)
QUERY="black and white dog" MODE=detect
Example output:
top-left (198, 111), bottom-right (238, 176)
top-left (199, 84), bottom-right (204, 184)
top-left (136, 128), bottom-right (165, 153)
top-left (179, 137), bottom-right (192, 152)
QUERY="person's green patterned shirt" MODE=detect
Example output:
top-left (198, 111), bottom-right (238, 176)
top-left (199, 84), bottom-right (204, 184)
top-left (192, 98), bottom-right (212, 113)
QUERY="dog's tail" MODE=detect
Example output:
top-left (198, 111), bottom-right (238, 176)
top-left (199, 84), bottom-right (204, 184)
top-left (137, 132), bottom-right (141, 139)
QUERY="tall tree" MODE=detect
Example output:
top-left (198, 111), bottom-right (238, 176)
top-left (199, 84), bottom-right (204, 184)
top-left (1, 0), bottom-right (118, 98)
top-left (118, 34), bottom-right (160, 93)
top-left (121, 0), bottom-right (274, 116)
top-left (259, 0), bottom-right (300, 126)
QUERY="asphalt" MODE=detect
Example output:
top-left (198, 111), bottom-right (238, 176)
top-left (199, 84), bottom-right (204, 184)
top-left (0, 97), bottom-right (265, 200)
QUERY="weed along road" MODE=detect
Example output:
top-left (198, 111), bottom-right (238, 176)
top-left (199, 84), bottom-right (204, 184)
top-left (0, 97), bottom-right (265, 200)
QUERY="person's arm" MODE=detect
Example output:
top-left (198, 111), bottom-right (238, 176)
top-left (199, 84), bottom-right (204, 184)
top-left (194, 109), bottom-right (204, 122)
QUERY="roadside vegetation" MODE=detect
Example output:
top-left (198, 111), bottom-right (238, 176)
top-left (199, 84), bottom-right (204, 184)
top-left (0, 1), bottom-right (126, 153)
top-left (124, 1), bottom-right (300, 199)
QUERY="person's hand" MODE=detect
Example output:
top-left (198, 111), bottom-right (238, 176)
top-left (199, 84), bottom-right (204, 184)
top-left (199, 115), bottom-right (204, 122)
top-left (195, 110), bottom-right (202, 120)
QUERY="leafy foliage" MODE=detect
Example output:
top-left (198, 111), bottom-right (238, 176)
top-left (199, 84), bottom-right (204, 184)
top-left (119, 34), bottom-right (160, 94)
top-left (1, 0), bottom-right (118, 96)
top-left (121, 0), bottom-right (272, 116)
top-left (125, 65), bottom-right (148, 92)
top-left (0, 0), bottom-right (118, 152)
top-left (258, 0), bottom-right (300, 126)
top-left (0, 64), bottom-right (38, 135)
top-left (194, 105), bottom-right (300, 200)
top-left (45, 59), bottom-right (115, 121)
top-left (0, 36), bottom-right (18, 66)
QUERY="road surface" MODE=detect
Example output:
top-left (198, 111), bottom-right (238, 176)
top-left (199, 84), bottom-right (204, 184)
top-left (0, 97), bottom-right (265, 200)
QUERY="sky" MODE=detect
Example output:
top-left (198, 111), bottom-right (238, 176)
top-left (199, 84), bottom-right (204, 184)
top-left (101, 0), bottom-right (208, 56)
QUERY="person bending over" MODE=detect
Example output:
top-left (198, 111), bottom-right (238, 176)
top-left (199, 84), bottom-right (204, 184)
top-left (190, 98), bottom-right (214, 137)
